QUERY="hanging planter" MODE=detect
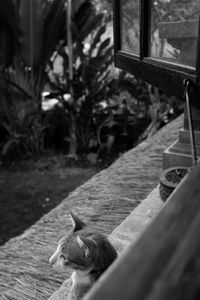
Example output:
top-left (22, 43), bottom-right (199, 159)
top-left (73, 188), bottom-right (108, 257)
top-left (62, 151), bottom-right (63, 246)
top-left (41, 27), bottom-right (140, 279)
top-left (159, 79), bottom-right (198, 201)
top-left (159, 167), bottom-right (190, 201)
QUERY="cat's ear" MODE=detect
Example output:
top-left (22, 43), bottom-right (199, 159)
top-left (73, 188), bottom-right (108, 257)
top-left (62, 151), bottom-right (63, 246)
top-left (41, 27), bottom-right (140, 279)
top-left (76, 236), bottom-right (90, 258)
top-left (70, 211), bottom-right (86, 232)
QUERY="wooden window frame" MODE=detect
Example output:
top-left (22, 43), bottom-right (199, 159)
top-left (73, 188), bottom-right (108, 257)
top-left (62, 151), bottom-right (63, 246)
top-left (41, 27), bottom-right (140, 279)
top-left (113, 0), bottom-right (200, 100)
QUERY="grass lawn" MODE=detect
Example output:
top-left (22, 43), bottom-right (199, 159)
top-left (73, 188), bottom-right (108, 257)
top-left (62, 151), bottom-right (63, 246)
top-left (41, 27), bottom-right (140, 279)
top-left (0, 154), bottom-right (98, 245)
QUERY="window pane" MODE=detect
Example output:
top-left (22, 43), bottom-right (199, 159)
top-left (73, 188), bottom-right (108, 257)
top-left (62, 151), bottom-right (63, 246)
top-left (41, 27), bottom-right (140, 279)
top-left (121, 0), bottom-right (140, 54)
top-left (151, 0), bottom-right (200, 68)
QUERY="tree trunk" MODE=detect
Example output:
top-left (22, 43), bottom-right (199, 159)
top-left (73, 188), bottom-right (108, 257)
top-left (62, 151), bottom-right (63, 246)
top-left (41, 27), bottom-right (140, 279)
top-left (67, 111), bottom-right (78, 159)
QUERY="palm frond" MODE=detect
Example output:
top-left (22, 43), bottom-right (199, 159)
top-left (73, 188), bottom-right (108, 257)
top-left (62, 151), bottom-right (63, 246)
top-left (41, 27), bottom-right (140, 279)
top-left (20, 0), bottom-right (44, 68)
top-left (0, 0), bottom-right (20, 67)
top-left (0, 73), bottom-right (32, 100)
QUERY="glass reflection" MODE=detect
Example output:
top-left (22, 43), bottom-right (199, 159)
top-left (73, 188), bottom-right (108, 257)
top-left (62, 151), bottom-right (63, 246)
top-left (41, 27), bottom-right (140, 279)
top-left (121, 0), bottom-right (140, 54)
top-left (151, 0), bottom-right (200, 67)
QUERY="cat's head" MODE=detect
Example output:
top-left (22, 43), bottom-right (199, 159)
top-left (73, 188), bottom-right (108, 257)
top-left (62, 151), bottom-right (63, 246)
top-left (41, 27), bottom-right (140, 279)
top-left (49, 211), bottom-right (100, 274)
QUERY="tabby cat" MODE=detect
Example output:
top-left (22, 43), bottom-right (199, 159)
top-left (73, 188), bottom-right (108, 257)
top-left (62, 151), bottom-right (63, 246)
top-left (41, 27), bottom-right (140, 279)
top-left (49, 211), bottom-right (117, 299)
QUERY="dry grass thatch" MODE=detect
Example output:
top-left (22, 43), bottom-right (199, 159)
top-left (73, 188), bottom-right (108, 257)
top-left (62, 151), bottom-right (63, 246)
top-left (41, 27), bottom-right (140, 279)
top-left (0, 115), bottom-right (183, 300)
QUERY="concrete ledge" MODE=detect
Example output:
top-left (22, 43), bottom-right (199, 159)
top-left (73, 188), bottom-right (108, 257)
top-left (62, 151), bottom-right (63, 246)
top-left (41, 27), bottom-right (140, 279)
top-left (109, 186), bottom-right (163, 253)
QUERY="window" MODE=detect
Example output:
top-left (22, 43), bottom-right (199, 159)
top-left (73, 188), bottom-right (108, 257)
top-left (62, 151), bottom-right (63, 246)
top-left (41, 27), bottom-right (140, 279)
top-left (113, 0), bottom-right (200, 100)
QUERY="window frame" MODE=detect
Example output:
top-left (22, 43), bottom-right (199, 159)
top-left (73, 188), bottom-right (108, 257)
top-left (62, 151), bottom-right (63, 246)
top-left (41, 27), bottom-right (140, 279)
top-left (113, 0), bottom-right (200, 99)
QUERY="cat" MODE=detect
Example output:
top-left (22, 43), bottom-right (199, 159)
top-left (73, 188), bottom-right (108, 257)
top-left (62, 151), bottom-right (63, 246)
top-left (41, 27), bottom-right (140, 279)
top-left (49, 211), bottom-right (118, 300)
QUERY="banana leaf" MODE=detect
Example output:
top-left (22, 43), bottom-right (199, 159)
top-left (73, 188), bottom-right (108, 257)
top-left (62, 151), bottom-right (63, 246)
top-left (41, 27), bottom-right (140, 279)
top-left (97, 38), bottom-right (111, 56)
top-left (43, 0), bottom-right (65, 67)
top-left (43, 0), bottom-right (91, 69)
top-left (89, 25), bottom-right (106, 57)
top-left (72, 0), bottom-right (88, 17)
top-left (80, 13), bottom-right (105, 41)
top-left (74, 0), bottom-right (95, 29)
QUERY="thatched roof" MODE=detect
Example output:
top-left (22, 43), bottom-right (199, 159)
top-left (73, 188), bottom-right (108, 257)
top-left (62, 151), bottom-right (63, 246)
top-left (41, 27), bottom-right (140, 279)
top-left (0, 115), bottom-right (183, 300)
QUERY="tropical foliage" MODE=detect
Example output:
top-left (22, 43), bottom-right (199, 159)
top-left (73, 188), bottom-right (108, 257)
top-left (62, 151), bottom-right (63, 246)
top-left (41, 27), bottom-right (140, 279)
top-left (0, 0), bottom-right (67, 157)
top-left (49, 7), bottom-right (113, 159)
top-left (0, 0), bottom-right (114, 159)
top-left (0, 0), bottom-right (185, 163)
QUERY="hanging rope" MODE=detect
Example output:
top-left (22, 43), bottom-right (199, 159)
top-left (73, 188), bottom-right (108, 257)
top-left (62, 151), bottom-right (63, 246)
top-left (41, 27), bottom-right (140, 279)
top-left (184, 79), bottom-right (197, 165)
